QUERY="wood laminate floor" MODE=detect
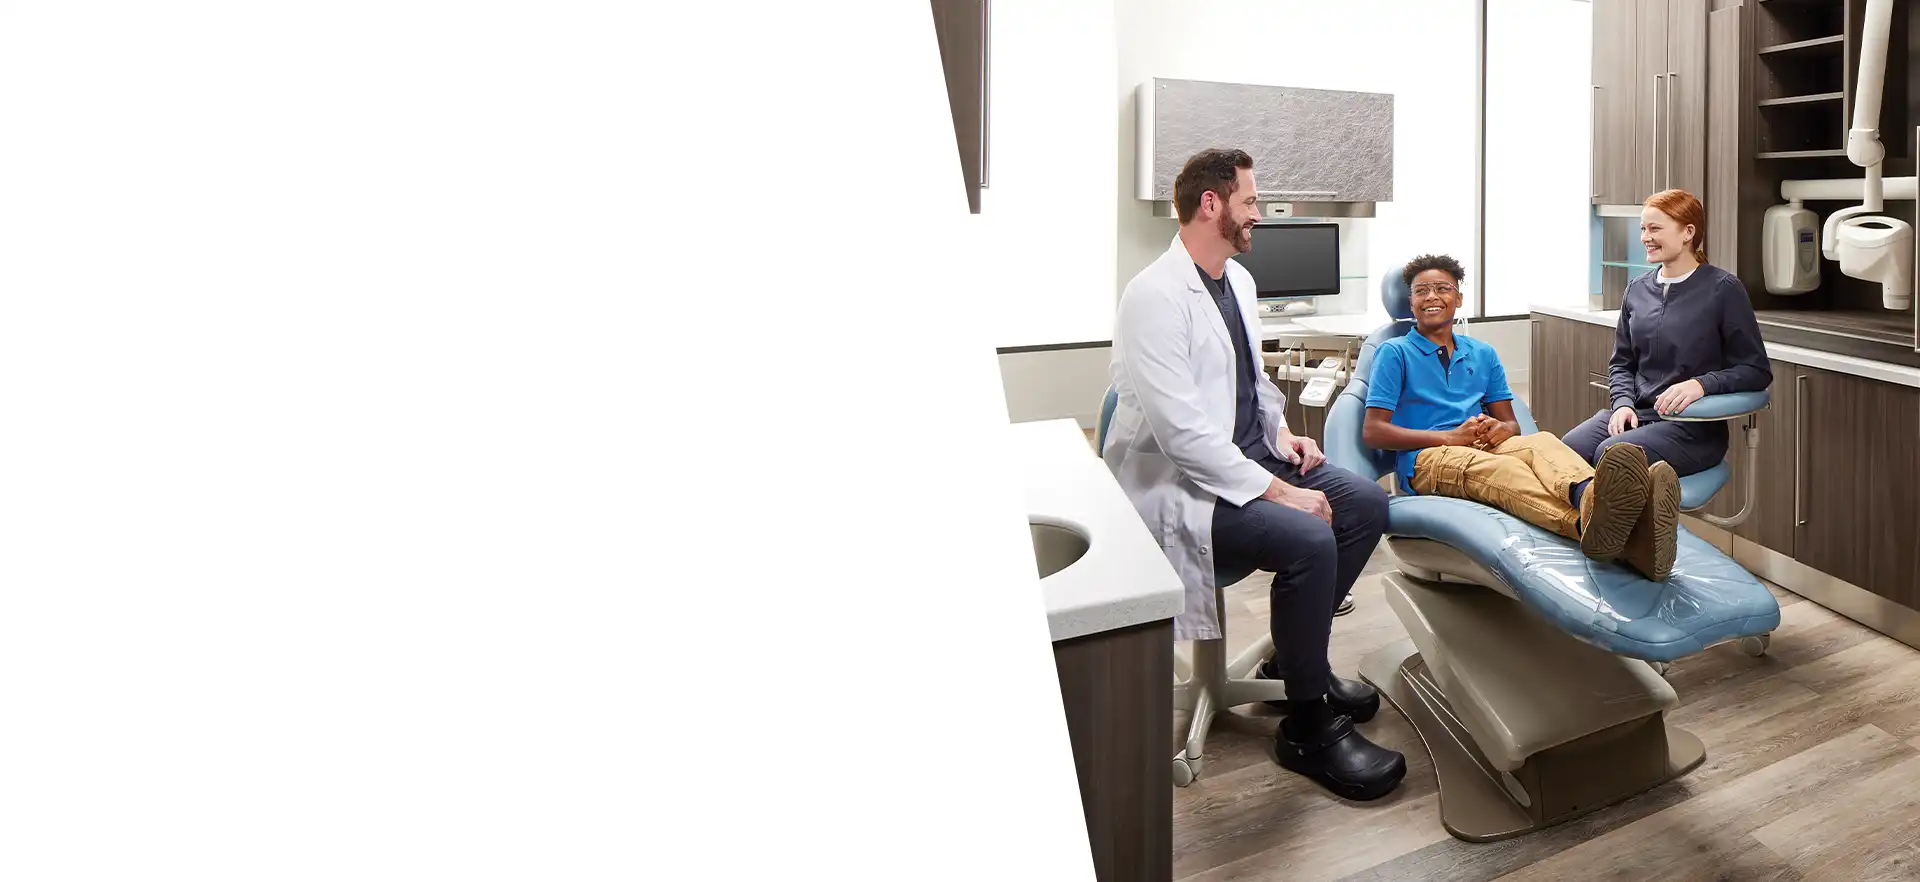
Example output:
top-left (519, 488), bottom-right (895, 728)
top-left (1171, 560), bottom-right (1920, 882)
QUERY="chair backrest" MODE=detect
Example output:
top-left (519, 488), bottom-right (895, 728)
top-left (1321, 266), bottom-right (1540, 482)
top-left (1096, 385), bottom-right (1119, 453)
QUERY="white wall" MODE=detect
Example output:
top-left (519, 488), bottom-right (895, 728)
top-left (1484, 0), bottom-right (1593, 316)
top-left (1113, 0), bottom-right (1480, 322)
top-left (979, 0), bottom-right (1119, 349)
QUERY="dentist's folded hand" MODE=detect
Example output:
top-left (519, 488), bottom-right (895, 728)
top-left (1277, 432), bottom-right (1325, 473)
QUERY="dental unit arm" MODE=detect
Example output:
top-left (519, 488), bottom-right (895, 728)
top-left (1825, 0), bottom-right (1913, 309)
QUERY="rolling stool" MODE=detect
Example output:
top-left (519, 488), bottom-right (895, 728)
top-left (1100, 387), bottom-right (1331, 786)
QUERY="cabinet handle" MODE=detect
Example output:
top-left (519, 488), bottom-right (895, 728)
top-left (1651, 74), bottom-right (1664, 190)
top-left (1591, 85), bottom-right (1601, 198)
top-left (1665, 71), bottom-right (1676, 190)
top-left (1795, 373), bottom-right (1807, 527)
top-left (1588, 380), bottom-right (1610, 391)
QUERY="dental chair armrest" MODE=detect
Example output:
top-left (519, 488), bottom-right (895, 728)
top-left (1666, 390), bottom-right (1771, 423)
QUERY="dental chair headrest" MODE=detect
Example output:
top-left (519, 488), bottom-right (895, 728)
top-left (1380, 269), bottom-right (1414, 321)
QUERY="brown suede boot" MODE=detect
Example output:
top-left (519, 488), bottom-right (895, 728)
top-left (1579, 442), bottom-right (1651, 560)
top-left (1622, 461), bottom-right (1682, 580)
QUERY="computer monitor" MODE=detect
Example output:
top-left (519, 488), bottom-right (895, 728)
top-left (1237, 222), bottom-right (1340, 300)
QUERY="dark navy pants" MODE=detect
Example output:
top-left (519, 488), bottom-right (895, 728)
top-left (1210, 456), bottom-right (1389, 701)
top-left (1564, 407), bottom-right (1728, 478)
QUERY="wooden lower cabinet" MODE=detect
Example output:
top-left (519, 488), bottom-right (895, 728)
top-left (1052, 619), bottom-right (1173, 882)
top-left (1732, 357), bottom-right (1798, 555)
top-left (1794, 366), bottom-right (1920, 610)
top-left (1530, 315), bottom-right (1616, 436)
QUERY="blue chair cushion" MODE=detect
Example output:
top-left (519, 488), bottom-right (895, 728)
top-left (1385, 494), bottom-right (1780, 662)
top-left (1679, 461), bottom-right (1731, 511)
top-left (1097, 386), bottom-right (1118, 452)
top-left (1673, 390), bottom-right (1770, 421)
top-left (1380, 269), bottom-right (1414, 320)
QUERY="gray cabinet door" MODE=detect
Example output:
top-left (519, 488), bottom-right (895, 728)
top-left (1666, 0), bottom-right (1708, 198)
top-left (1592, 0), bottom-right (1640, 204)
top-left (1633, 0), bottom-right (1671, 200)
top-left (1143, 79), bottom-right (1393, 203)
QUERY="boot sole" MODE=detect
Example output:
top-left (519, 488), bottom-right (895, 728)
top-left (1277, 749), bottom-right (1407, 802)
top-left (1646, 463), bottom-right (1681, 580)
top-left (1581, 444), bottom-right (1651, 559)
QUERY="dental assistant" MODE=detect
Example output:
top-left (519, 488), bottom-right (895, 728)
top-left (1564, 188), bottom-right (1773, 478)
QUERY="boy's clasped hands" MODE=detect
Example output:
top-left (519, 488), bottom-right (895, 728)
top-left (1449, 413), bottom-right (1516, 451)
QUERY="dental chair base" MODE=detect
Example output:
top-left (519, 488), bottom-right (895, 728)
top-left (1361, 565), bottom-right (1707, 843)
top-left (1170, 585), bottom-right (1284, 787)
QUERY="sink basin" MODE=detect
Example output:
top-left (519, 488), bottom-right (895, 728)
top-left (1030, 520), bottom-right (1091, 579)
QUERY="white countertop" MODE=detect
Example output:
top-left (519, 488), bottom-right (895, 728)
top-left (1006, 419), bottom-right (1185, 642)
top-left (1530, 303), bottom-right (1920, 390)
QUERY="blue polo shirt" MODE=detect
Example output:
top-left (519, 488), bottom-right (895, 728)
top-left (1364, 331), bottom-right (1514, 494)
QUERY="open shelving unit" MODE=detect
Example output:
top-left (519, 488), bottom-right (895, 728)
top-left (1754, 0), bottom-right (1851, 159)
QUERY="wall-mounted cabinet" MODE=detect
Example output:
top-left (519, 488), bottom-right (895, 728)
top-left (930, 0), bottom-right (989, 213)
top-left (1134, 78), bottom-right (1392, 213)
top-left (1592, 0), bottom-right (1708, 205)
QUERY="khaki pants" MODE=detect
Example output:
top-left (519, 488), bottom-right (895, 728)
top-left (1411, 432), bottom-right (1596, 541)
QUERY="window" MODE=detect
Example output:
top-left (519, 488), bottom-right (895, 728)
top-left (1482, 0), bottom-right (1594, 317)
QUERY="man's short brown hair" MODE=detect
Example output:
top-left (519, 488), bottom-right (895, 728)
top-left (1173, 148), bottom-right (1254, 224)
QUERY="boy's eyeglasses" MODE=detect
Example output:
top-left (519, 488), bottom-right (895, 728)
top-left (1411, 283), bottom-right (1458, 295)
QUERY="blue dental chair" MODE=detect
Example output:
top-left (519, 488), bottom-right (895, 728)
top-left (1325, 270), bottom-right (1780, 842)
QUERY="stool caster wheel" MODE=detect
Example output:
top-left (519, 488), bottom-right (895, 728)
top-left (1739, 634), bottom-right (1770, 658)
top-left (1172, 755), bottom-right (1200, 787)
top-left (1650, 661), bottom-right (1671, 677)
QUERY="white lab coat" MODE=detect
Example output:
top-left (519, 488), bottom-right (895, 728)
top-left (1105, 234), bottom-right (1291, 642)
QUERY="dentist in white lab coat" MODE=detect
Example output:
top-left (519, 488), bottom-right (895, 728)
top-left (1103, 148), bottom-right (1404, 801)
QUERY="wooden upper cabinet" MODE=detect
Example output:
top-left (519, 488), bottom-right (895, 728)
top-left (1632, 0), bottom-right (1670, 201)
top-left (1592, 0), bottom-right (1709, 204)
top-left (1665, 0), bottom-right (1708, 198)
top-left (1592, 0), bottom-right (1639, 204)
top-left (930, 0), bottom-right (988, 213)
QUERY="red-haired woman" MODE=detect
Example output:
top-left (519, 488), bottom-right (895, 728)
top-left (1562, 189), bottom-right (1773, 572)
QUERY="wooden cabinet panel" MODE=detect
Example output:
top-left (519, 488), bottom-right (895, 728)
top-left (1705, 4), bottom-right (1742, 269)
top-left (1731, 357), bottom-right (1797, 553)
top-left (1666, 0), bottom-right (1708, 197)
top-left (1633, 0), bottom-right (1671, 200)
top-left (930, 0), bottom-right (988, 214)
top-left (1531, 315), bottom-right (1617, 437)
top-left (1796, 366), bottom-right (1920, 608)
top-left (1592, 0), bottom-right (1640, 204)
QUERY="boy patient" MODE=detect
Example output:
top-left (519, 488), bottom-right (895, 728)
top-left (1362, 254), bottom-right (1682, 580)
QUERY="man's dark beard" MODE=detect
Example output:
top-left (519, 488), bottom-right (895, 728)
top-left (1216, 211), bottom-right (1249, 253)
